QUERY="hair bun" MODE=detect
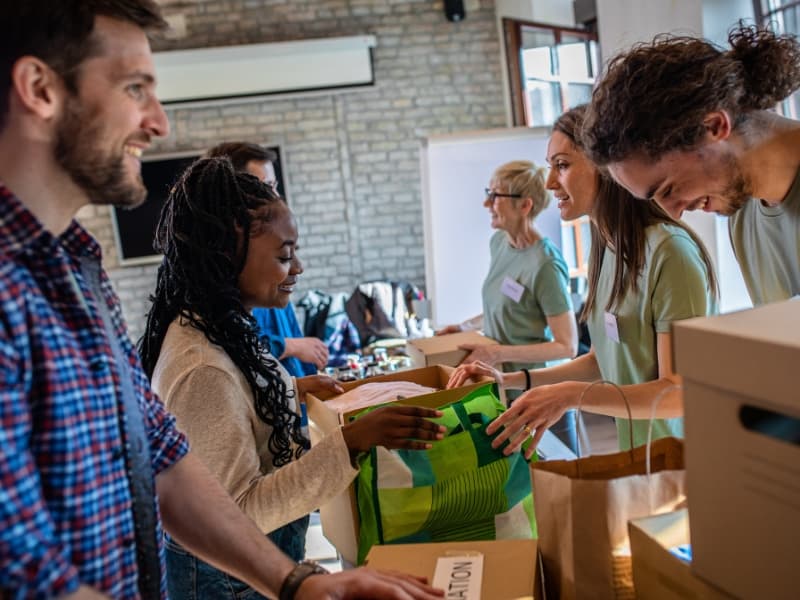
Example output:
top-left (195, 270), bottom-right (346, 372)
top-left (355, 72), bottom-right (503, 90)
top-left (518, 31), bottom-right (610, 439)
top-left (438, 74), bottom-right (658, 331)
top-left (727, 24), bottom-right (800, 110)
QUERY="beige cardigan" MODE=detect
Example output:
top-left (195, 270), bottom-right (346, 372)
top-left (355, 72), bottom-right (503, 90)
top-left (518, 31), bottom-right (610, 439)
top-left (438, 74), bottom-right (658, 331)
top-left (151, 317), bottom-right (357, 533)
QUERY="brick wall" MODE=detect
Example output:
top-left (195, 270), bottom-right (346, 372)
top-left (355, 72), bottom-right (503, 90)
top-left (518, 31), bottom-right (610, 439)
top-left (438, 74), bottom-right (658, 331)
top-left (78, 0), bottom-right (506, 340)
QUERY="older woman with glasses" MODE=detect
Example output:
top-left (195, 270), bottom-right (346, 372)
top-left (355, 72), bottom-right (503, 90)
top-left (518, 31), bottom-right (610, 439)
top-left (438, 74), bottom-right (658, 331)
top-left (437, 160), bottom-right (579, 449)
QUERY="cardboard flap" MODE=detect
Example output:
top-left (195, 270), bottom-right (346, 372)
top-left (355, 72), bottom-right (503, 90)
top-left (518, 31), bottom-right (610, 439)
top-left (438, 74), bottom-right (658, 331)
top-left (531, 436), bottom-right (684, 480)
top-left (365, 539), bottom-right (540, 600)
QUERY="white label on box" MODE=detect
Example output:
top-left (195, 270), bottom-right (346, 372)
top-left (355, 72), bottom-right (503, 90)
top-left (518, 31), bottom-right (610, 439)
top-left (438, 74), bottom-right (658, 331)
top-left (500, 276), bottom-right (524, 303)
top-left (432, 554), bottom-right (484, 600)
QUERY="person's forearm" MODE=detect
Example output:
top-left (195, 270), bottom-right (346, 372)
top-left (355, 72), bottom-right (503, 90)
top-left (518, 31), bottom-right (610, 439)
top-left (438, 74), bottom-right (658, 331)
top-left (237, 429), bottom-right (356, 532)
top-left (61, 585), bottom-right (111, 599)
top-left (502, 351), bottom-right (602, 389)
top-left (157, 452), bottom-right (294, 597)
top-left (566, 376), bottom-right (683, 419)
top-left (492, 340), bottom-right (577, 365)
top-left (459, 314), bottom-right (483, 332)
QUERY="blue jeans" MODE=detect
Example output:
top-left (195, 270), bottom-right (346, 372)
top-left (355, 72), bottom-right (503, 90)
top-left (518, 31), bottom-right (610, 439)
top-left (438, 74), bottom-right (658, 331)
top-left (166, 515), bottom-right (310, 600)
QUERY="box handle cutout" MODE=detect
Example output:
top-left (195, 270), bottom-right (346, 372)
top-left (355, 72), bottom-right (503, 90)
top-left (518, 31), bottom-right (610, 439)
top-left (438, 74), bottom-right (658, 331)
top-left (739, 405), bottom-right (800, 446)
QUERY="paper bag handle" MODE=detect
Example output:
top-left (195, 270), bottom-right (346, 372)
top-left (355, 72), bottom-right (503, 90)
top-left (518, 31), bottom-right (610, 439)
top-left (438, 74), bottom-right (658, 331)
top-left (576, 380), bottom-right (635, 466)
top-left (644, 383), bottom-right (682, 478)
top-left (576, 380), bottom-right (683, 489)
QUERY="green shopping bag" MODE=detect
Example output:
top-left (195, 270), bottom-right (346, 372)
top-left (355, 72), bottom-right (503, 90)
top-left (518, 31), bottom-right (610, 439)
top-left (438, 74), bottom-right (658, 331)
top-left (354, 383), bottom-right (536, 564)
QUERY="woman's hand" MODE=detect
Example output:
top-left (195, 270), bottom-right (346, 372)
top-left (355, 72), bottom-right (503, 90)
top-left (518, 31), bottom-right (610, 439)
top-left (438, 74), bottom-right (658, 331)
top-left (341, 405), bottom-right (446, 454)
top-left (458, 343), bottom-right (499, 366)
top-left (446, 360), bottom-right (503, 389)
top-left (486, 381), bottom-right (584, 459)
top-left (434, 324), bottom-right (461, 336)
top-left (295, 375), bottom-right (343, 398)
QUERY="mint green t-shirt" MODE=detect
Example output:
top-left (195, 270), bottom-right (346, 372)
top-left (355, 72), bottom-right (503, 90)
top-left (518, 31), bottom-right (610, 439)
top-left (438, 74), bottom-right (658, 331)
top-left (482, 231), bottom-right (573, 374)
top-left (728, 167), bottom-right (800, 306)
top-left (587, 223), bottom-right (716, 450)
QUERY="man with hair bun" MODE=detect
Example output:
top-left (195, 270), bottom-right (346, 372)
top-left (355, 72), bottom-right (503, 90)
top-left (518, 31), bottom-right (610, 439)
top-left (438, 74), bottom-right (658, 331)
top-left (584, 24), bottom-right (800, 305)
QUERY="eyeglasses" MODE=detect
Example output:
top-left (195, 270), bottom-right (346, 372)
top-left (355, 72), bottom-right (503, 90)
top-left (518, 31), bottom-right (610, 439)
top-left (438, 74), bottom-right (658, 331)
top-left (484, 188), bottom-right (522, 202)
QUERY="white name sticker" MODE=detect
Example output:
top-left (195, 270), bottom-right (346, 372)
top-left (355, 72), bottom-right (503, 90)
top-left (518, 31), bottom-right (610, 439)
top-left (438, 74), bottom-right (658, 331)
top-left (500, 276), bottom-right (524, 303)
top-left (432, 554), bottom-right (484, 600)
top-left (604, 311), bottom-right (620, 344)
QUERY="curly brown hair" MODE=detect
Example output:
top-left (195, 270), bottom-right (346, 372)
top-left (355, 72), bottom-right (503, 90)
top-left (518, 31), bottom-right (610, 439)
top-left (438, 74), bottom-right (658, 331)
top-left (584, 23), bottom-right (800, 166)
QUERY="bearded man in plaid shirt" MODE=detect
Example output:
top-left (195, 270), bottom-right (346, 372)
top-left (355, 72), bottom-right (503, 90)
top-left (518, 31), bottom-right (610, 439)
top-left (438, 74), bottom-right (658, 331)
top-left (0, 2), bottom-right (445, 600)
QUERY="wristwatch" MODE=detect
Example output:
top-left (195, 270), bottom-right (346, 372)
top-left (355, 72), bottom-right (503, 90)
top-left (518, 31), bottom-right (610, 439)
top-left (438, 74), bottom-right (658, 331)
top-left (279, 559), bottom-right (330, 600)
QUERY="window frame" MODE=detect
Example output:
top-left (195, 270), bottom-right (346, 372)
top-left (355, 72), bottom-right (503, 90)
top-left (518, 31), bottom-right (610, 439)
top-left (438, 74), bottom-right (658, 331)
top-left (754, 0), bottom-right (800, 117)
top-left (502, 17), bottom-right (598, 127)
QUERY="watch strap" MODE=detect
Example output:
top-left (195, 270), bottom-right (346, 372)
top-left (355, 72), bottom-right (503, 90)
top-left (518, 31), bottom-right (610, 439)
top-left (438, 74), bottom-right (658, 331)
top-left (279, 560), bottom-right (329, 600)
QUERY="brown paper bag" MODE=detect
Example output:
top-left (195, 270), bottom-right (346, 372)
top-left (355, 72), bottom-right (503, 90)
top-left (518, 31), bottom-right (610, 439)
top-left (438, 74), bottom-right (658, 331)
top-left (531, 436), bottom-right (686, 600)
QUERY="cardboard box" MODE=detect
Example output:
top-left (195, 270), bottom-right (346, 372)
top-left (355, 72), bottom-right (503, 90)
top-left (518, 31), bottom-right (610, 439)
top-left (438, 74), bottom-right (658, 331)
top-left (629, 510), bottom-right (732, 599)
top-left (405, 330), bottom-right (498, 368)
top-left (306, 365), bottom-right (494, 565)
top-left (365, 539), bottom-right (543, 600)
top-left (673, 299), bottom-right (800, 600)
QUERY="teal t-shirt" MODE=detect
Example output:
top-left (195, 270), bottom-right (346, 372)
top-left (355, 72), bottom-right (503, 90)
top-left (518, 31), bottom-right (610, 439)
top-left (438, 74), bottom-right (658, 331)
top-left (481, 231), bottom-right (573, 374)
top-left (728, 167), bottom-right (800, 306)
top-left (587, 223), bottom-right (716, 450)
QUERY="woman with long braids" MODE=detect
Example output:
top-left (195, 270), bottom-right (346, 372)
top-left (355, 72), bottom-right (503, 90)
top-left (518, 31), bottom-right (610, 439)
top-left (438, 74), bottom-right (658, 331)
top-left (139, 157), bottom-right (444, 600)
top-left (449, 105), bottom-right (718, 454)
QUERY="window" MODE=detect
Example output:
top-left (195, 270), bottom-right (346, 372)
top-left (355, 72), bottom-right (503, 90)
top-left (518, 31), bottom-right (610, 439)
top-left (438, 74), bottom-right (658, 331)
top-left (754, 0), bottom-right (800, 118)
top-left (561, 216), bottom-right (592, 279)
top-left (503, 18), bottom-right (599, 127)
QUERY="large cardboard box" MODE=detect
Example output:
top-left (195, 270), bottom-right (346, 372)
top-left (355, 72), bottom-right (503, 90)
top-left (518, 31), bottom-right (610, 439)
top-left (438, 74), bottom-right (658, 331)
top-left (365, 539), bottom-right (543, 599)
top-left (306, 365), bottom-right (493, 564)
top-left (673, 299), bottom-right (800, 600)
top-left (629, 510), bottom-right (732, 599)
top-left (405, 330), bottom-right (498, 368)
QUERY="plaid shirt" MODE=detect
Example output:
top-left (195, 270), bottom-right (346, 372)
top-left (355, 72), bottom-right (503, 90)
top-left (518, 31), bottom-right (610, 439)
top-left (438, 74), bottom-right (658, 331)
top-left (0, 185), bottom-right (189, 599)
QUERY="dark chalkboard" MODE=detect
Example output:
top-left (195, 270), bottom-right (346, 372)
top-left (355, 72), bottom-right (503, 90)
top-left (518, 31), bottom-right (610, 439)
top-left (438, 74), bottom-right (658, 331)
top-left (111, 146), bottom-right (286, 264)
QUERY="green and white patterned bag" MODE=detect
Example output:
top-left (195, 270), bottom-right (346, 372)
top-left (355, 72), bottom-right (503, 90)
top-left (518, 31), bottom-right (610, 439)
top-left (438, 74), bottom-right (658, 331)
top-left (354, 383), bottom-right (536, 564)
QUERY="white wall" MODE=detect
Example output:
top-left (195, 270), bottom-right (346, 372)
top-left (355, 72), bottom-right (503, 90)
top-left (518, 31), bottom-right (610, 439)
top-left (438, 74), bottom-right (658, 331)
top-left (596, 0), bottom-right (703, 62)
top-left (494, 0), bottom-right (575, 26)
top-left (703, 0), bottom-right (755, 45)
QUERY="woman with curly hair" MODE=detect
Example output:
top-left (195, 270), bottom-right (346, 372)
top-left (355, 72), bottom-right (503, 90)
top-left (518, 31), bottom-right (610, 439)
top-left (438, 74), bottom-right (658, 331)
top-left (449, 105), bottom-right (718, 454)
top-left (139, 157), bottom-right (444, 600)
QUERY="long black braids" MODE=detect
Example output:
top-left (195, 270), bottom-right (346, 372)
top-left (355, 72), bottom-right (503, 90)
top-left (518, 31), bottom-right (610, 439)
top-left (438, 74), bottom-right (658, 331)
top-left (138, 157), bottom-right (307, 468)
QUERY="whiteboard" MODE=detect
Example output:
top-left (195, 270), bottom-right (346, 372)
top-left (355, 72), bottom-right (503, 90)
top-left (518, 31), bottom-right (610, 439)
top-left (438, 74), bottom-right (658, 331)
top-left (420, 126), bottom-right (557, 327)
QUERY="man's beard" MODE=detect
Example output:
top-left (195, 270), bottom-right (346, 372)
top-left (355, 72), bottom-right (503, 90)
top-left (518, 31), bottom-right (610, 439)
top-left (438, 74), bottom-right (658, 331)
top-left (717, 154), bottom-right (752, 217)
top-left (54, 95), bottom-right (147, 208)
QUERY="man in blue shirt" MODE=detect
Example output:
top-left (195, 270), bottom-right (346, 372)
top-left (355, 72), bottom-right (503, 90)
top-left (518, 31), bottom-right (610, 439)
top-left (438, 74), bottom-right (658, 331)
top-left (252, 304), bottom-right (325, 376)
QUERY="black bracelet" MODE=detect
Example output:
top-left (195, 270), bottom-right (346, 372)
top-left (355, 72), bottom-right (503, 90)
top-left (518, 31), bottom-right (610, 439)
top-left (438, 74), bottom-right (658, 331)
top-left (523, 368), bottom-right (531, 391)
top-left (279, 560), bottom-right (329, 600)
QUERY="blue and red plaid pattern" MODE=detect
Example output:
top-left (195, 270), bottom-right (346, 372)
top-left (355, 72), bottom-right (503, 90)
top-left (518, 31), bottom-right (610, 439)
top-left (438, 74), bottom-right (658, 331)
top-left (0, 185), bottom-right (189, 599)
